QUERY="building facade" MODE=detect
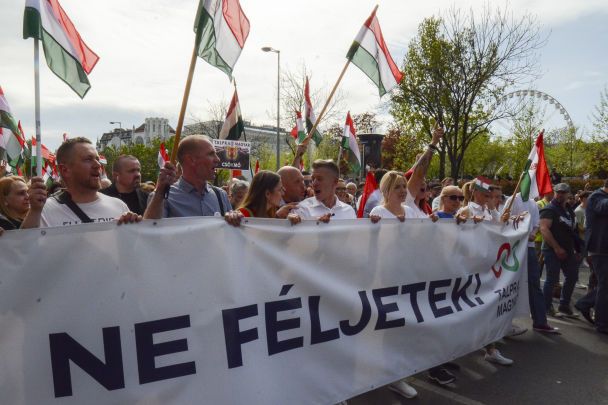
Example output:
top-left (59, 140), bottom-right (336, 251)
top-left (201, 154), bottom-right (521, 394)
top-left (97, 118), bottom-right (174, 150)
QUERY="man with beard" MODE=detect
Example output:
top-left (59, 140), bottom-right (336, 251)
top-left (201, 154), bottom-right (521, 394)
top-left (101, 155), bottom-right (148, 215)
top-left (22, 137), bottom-right (140, 228)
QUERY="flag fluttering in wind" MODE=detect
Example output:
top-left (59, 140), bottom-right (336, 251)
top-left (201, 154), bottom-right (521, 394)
top-left (254, 159), bottom-right (260, 174)
top-left (194, 0), bottom-right (250, 77)
top-left (158, 142), bottom-right (170, 168)
top-left (219, 89), bottom-right (245, 140)
top-left (341, 112), bottom-right (361, 173)
top-left (357, 171), bottom-right (379, 218)
top-left (346, 7), bottom-right (403, 97)
top-left (304, 77), bottom-right (322, 146)
top-left (290, 111), bottom-right (307, 145)
top-left (23, 0), bottom-right (99, 98)
top-left (0, 88), bottom-right (26, 168)
top-left (520, 131), bottom-right (552, 202)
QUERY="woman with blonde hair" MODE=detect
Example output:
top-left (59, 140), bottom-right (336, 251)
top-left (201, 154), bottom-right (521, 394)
top-left (0, 176), bottom-right (30, 230)
top-left (369, 171), bottom-right (415, 223)
top-left (436, 185), bottom-right (466, 219)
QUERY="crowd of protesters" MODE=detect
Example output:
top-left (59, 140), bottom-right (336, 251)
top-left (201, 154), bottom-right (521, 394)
top-left (1, 129), bottom-right (607, 402)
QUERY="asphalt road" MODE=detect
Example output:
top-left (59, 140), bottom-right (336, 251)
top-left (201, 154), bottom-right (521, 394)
top-left (349, 266), bottom-right (608, 405)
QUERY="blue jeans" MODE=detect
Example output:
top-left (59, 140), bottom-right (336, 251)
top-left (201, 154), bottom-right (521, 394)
top-left (591, 255), bottom-right (608, 330)
top-left (542, 249), bottom-right (579, 309)
top-left (528, 247), bottom-right (548, 326)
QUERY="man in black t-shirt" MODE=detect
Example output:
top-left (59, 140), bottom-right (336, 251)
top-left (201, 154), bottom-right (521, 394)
top-left (539, 183), bottom-right (582, 317)
top-left (101, 155), bottom-right (149, 215)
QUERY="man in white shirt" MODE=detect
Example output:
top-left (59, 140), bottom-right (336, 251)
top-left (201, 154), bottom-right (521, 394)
top-left (23, 137), bottom-right (141, 228)
top-left (296, 160), bottom-right (356, 221)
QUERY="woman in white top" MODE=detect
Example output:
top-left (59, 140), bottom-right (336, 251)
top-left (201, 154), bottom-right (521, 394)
top-left (369, 171), bottom-right (416, 223)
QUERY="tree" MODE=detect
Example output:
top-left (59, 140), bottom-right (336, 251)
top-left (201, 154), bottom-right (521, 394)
top-left (391, 6), bottom-right (546, 179)
top-left (592, 85), bottom-right (608, 141)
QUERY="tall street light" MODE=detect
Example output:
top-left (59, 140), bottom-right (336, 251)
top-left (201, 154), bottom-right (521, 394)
top-left (262, 46), bottom-right (280, 170)
top-left (109, 121), bottom-right (122, 129)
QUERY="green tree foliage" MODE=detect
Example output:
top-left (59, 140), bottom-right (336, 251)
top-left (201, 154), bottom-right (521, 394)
top-left (101, 136), bottom-right (176, 183)
top-left (391, 7), bottom-right (545, 179)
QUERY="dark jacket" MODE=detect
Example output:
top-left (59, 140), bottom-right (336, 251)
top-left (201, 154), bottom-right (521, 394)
top-left (585, 188), bottom-right (608, 254)
top-left (100, 184), bottom-right (149, 216)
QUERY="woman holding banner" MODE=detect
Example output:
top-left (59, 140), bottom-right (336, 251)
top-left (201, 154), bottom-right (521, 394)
top-left (369, 171), bottom-right (415, 223)
top-left (237, 170), bottom-right (300, 224)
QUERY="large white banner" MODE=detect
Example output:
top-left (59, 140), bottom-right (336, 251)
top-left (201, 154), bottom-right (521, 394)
top-left (0, 217), bottom-right (529, 404)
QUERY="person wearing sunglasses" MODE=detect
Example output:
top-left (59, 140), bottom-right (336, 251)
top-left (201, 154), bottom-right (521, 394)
top-left (436, 186), bottom-right (466, 219)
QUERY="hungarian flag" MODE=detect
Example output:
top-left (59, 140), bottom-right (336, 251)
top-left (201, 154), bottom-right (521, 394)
top-left (290, 111), bottom-right (307, 145)
top-left (158, 142), bottom-right (169, 168)
top-left (520, 131), bottom-right (552, 202)
top-left (304, 77), bottom-right (322, 146)
top-left (194, 0), bottom-right (250, 77)
top-left (0, 87), bottom-right (21, 135)
top-left (347, 7), bottom-right (403, 97)
top-left (99, 154), bottom-right (107, 165)
top-left (357, 171), bottom-right (378, 218)
top-left (341, 112), bottom-right (361, 173)
top-left (0, 89), bottom-right (26, 166)
top-left (254, 159), bottom-right (260, 174)
top-left (23, 0), bottom-right (100, 98)
top-left (219, 89), bottom-right (245, 140)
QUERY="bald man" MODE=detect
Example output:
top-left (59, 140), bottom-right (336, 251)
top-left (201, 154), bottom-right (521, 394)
top-left (277, 165), bottom-right (306, 204)
top-left (144, 135), bottom-right (231, 219)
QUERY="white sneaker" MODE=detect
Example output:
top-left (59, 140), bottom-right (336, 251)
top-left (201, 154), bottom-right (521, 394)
top-left (485, 349), bottom-right (514, 366)
top-left (388, 380), bottom-right (418, 399)
top-left (506, 324), bottom-right (528, 337)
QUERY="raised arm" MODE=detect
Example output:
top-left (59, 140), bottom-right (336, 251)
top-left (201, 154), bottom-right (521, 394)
top-left (407, 126), bottom-right (444, 197)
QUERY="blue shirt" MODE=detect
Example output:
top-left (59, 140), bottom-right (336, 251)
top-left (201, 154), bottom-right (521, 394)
top-left (436, 211), bottom-right (455, 219)
top-left (159, 177), bottom-right (232, 218)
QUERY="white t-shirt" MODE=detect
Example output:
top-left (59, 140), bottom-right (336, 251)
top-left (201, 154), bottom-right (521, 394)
top-left (41, 193), bottom-right (129, 228)
top-left (458, 201), bottom-right (497, 222)
top-left (369, 204), bottom-right (417, 219)
top-left (404, 193), bottom-right (429, 219)
top-left (432, 196), bottom-right (441, 211)
top-left (296, 196), bottom-right (356, 220)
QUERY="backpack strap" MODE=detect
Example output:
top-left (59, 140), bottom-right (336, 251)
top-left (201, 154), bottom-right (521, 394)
top-left (210, 186), bottom-right (226, 216)
top-left (53, 190), bottom-right (94, 223)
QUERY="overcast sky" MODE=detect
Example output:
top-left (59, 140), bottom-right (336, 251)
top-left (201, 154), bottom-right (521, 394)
top-left (1, 0), bottom-right (607, 150)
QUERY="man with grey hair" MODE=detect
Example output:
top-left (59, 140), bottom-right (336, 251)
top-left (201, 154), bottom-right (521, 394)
top-left (144, 135), bottom-right (231, 219)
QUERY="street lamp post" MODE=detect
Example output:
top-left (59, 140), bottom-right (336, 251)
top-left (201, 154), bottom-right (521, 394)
top-left (110, 121), bottom-right (122, 147)
top-left (262, 47), bottom-right (281, 170)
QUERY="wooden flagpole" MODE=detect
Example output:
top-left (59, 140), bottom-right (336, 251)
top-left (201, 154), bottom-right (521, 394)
top-left (169, 43), bottom-right (200, 163)
top-left (501, 129), bottom-right (544, 222)
top-left (303, 4), bottom-right (379, 146)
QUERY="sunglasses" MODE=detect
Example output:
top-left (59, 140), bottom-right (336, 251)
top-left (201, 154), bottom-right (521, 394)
top-left (304, 180), bottom-right (312, 186)
top-left (444, 195), bottom-right (465, 201)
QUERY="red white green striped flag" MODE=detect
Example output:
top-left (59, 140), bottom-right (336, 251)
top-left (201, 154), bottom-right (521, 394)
top-left (341, 112), bottom-right (361, 173)
top-left (346, 8), bottom-right (403, 97)
top-left (0, 89), bottom-right (26, 167)
top-left (520, 131), bottom-right (553, 202)
top-left (304, 77), bottom-right (322, 146)
top-left (290, 111), bottom-right (306, 145)
top-left (158, 142), bottom-right (169, 168)
top-left (219, 89), bottom-right (245, 140)
top-left (194, 0), bottom-right (250, 77)
top-left (23, 0), bottom-right (99, 98)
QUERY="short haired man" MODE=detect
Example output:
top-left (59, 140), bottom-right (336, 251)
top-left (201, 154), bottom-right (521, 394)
top-left (100, 155), bottom-right (149, 215)
top-left (296, 159), bottom-right (355, 221)
top-left (144, 135), bottom-right (232, 219)
top-left (22, 137), bottom-right (140, 228)
top-left (346, 182), bottom-right (357, 197)
top-left (277, 165), bottom-right (306, 204)
top-left (539, 183), bottom-right (582, 317)
top-left (576, 179), bottom-right (608, 334)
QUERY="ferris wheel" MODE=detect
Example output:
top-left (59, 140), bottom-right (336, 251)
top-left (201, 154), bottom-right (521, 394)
top-left (491, 89), bottom-right (575, 138)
